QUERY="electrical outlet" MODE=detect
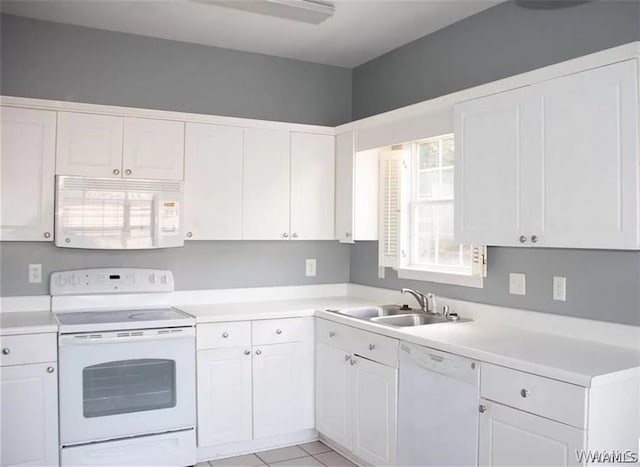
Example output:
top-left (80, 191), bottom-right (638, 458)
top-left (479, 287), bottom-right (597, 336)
top-left (553, 276), bottom-right (566, 301)
top-left (509, 273), bottom-right (526, 295)
top-left (29, 264), bottom-right (42, 284)
top-left (305, 259), bottom-right (316, 277)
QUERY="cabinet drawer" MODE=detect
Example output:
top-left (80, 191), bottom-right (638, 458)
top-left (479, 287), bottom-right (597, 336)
top-left (481, 363), bottom-right (587, 428)
top-left (252, 317), bottom-right (312, 346)
top-left (0, 333), bottom-right (56, 366)
top-left (315, 318), bottom-right (354, 350)
top-left (351, 328), bottom-right (398, 367)
top-left (197, 321), bottom-right (251, 350)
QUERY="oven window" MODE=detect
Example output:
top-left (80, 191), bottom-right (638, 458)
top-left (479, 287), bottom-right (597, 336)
top-left (83, 359), bottom-right (176, 418)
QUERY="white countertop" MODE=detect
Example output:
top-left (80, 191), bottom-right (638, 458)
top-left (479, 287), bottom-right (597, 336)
top-left (0, 310), bottom-right (59, 336)
top-left (2, 291), bottom-right (639, 387)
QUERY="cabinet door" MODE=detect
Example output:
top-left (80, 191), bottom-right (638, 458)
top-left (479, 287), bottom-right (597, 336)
top-left (479, 400), bottom-right (585, 467)
top-left (316, 342), bottom-right (352, 450)
top-left (122, 117), bottom-right (184, 180)
top-left (56, 112), bottom-right (123, 177)
top-left (253, 342), bottom-right (314, 438)
top-left (335, 132), bottom-right (355, 243)
top-left (197, 347), bottom-right (253, 447)
top-left (242, 128), bottom-right (290, 240)
top-left (352, 356), bottom-right (397, 466)
top-left (184, 123), bottom-right (243, 240)
top-left (530, 60), bottom-right (639, 249)
top-left (454, 87), bottom-right (535, 247)
top-left (290, 132), bottom-right (335, 240)
top-left (1, 362), bottom-right (59, 467)
top-left (0, 107), bottom-right (56, 241)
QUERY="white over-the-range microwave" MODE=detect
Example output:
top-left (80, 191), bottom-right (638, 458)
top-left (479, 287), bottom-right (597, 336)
top-left (54, 175), bottom-right (185, 249)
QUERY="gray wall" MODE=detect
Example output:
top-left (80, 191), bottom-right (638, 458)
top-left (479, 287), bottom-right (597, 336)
top-left (1, 242), bottom-right (351, 296)
top-left (350, 0), bottom-right (640, 326)
top-left (0, 14), bottom-right (352, 126)
top-left (351, 243), bottom-right (640, 326)
top-left (353, 0), bottom-right (640, 119)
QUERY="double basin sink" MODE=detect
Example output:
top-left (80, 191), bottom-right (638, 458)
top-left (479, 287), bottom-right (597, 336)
top-left (326, 305), bottom-right (469, 328)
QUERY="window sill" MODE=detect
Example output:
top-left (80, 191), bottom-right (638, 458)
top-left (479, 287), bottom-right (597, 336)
top-left (396, 267), bottom-right (484, 288)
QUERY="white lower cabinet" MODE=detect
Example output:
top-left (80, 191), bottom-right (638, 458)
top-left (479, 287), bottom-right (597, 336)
top-left (0, 334), bottom-right (58, 467)
top-left (197, 347), bottom-right (253, 447)
top-left (315, 319), bottom-right (398, 466)
top-left (196, 318), bottom-right (314, 450)
top-left (479, 400), bottom-right (585, 467)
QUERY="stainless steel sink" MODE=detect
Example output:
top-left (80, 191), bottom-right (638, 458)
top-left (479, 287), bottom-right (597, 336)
top-left (370, 313), bottom-right (450, 327)
top-left (325, 306), bottom-right (468, 328)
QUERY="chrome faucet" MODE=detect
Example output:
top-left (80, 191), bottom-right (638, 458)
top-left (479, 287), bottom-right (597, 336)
top-left (400, 288), bottom-right (436, 314)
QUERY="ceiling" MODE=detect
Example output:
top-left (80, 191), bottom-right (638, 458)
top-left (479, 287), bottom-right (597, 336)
top-left (0, 0), bottom-right (502, 67)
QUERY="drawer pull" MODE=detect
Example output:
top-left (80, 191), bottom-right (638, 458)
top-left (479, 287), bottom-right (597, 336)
top-left (47, 366), bottom-right (55, 373)
top-left (275, 329), bottom-right (282, 335)
top-left (329, 332), bottom-right (336, 338)
top-left (520, 388), bottom-right (530, 398)
top-left (2, 348), bottom-right (9, 355)
top-left (369, 344), bottom-right (376, 351)
top-left (479, 405), bottom-right (487, 413)
top-left (222, 332), bottom-right (229, 338)
top-left (244, 349), bottom-right (251, 356)
top-left (255, 349), bottom-right (262, 355)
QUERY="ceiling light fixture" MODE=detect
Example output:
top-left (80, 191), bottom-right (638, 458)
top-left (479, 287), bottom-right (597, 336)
top-left (194, 0), bottom-right (336, 25)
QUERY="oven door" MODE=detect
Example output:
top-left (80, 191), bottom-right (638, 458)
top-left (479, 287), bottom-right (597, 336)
top-left (58, 327), bottom-right (195, 445)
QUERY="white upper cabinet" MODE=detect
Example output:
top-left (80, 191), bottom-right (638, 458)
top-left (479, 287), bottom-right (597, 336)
top-left (529, 60), bottom-right (638, 249)
top-left (57, 113), bottom-right (184, 180)
top-left (122, 117), bottom-right (185, 180)
top-left (242, 128), bottom-right (291, 240)
top-left (1, 107), bottom-right (56, 241)
top-left (455, 60), bottom-right (639, 249)
top-left (290, 132), bottom-right (335, 240)
top-left (454, 87), bottom-right (534, 247)
top-left (335, 131), bottom-right (378, 243)
top-left (56, 112), bottom-right (124, 178)
top-left (184, 123), bottom-right (243, 240)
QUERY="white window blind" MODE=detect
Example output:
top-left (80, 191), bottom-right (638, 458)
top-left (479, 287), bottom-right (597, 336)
top-left (378, 149), bottom-right (404, 268)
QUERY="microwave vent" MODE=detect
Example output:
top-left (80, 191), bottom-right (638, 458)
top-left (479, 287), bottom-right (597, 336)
top-left (57, 176), bottom-right (183, 193)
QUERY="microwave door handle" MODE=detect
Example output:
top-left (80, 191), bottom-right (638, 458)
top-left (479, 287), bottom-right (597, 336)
top-left (122, 194), bottom-right (131, 249)
top-left (152, 193), bottom-right (160, 247)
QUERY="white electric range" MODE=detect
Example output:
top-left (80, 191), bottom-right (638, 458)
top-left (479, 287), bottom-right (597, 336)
top-left (51, 268), bottom-right (196, 466)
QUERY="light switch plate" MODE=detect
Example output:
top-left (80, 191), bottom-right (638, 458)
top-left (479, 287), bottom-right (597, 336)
top-left (509, 273), bottom-right (526, 295)
top-left (305, 259), bottom-right (316, 277)
top-left (553, 276), bottom-right (566, 301)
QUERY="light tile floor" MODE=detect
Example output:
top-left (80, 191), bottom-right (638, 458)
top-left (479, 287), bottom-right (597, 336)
top-left (198, 441), bottom-right (357, 467)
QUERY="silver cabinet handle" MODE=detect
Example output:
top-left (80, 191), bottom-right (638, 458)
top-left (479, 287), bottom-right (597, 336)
top-left (244, 350), bottom-right (251, 356)
top-left (43, 232), bottom-right (51, 239)
top-left (65, 238), bottom-right (71, 243)
top-left (222, 332), bottom-right (229, 338)
top-left (520, 388), bottom-right (529, 398)
top-left (255, 349), bottom-right (262, 355)
top-left (125, 169), bottom-right (132, 176)
top-left (113, 169), bottom-right (120, 175)
top-left (2, 348), bottom-right (9, 355)
top-left (47, 366), bottom-right (55, 373)
top-left (350, 358), bottom-right (356, 366)
top-left (292, 232), bottom-right (298, 238)
top-left (369, 344), bottom-right (376, 351)
top-left (186, 232), bottom-right (193, 238)
top-left (282, 233), bottom-right (289, 238)
top-left (344, 354), bottom-right (351, 361)
top-left (479, 405), bottom-right (487, 413)
top-left (345, 232), bottom-right (351, 238)
top-left (531, 235), bottom-right (538, 243)
top-left (519, 235), bottom-right (527, 243)
top-left (275, 329), bottom-right (282, 335)
top-left (329, 331), bottom-right (336, 338)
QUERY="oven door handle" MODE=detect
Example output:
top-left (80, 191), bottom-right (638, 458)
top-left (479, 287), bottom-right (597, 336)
top-left (59, 328), bottom-right (195, 345)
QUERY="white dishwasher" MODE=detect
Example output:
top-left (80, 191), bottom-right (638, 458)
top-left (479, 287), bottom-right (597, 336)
top-left (397, 342), bottom-right (480, 467)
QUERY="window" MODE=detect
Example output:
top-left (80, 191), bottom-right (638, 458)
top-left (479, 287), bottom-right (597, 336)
top-left (379, 134), bottom-right (486, 288)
